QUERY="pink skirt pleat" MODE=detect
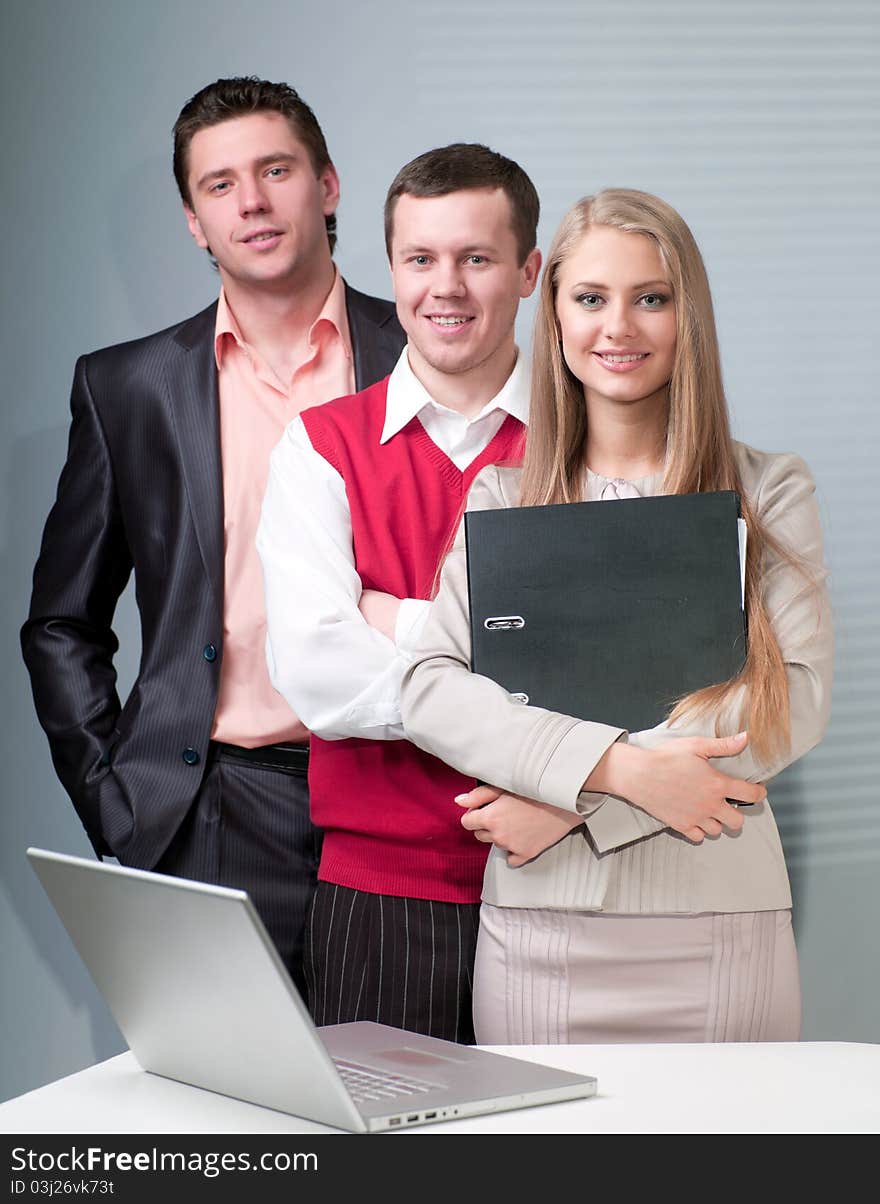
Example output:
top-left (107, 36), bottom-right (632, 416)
top-left (473, 906), bottom-right (801, 1045)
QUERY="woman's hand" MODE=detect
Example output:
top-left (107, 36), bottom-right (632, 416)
top-left (587, 731), bottom-right (766, 843)
top-left (455, 784), bottom-right (584, 867)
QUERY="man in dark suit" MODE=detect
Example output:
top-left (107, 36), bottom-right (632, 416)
top-left (21, 77), bottom-right (404, 994)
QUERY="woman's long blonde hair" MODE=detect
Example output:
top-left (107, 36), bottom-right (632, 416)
top-left (520, 189), bottom-right (790, 762)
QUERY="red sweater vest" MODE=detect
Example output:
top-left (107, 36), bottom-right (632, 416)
top-left (300, 377), bottom-right (525, 902)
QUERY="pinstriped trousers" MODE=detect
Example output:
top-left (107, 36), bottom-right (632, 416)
top-left (473, 906), bottom-right (801, 1044)
top-left (154, 750), bottom-right (321, 998)
top-left (305, 882), bottom-right (480, 1044)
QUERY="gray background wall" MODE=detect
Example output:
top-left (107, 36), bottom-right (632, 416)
top-left (2, 0), bottom-right (877, 1103)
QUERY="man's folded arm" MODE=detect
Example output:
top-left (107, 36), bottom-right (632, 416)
top-left (258, 418), bottom-right (430, 742)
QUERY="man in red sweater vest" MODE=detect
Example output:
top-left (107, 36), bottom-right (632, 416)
top-left (257, 144), bottom-right (541, 1042)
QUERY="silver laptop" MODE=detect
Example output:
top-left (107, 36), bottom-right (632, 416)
top-left (27, 848), bottom-right (596, 1132)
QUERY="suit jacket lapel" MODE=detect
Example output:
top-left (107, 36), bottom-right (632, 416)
top-left (165, 303), bottom-right (225, 605)
top-left (346, 283), bottom-right (404, 391)
top-left (161, 289), bottom-right (400, 608)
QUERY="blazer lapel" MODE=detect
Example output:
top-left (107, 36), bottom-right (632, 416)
top-left (161, 288), bottom-right (400, 607)
top-left (345, 283), bottom-right (404, 391)
top-left (165, 303), bottom-right (225, 605)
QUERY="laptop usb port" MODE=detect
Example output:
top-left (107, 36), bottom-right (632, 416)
top-left (424, 1111), bottom-right (437, 1119)
top-left (407, 1113), bottom-right (419, 1122)
top-left (389, 1117), bottom-right (401, 1126)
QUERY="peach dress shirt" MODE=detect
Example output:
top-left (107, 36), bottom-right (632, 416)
top-left (211, 272), bottom-right (355, 746)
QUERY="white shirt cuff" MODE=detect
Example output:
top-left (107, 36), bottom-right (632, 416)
top-left (394, 598), bottom-right (432, 657)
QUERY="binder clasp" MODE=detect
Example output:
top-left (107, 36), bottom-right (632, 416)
top-left (483, 615), bottom-right (525, 631)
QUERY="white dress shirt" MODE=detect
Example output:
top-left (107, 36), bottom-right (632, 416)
top-left (256, 346), bottom-right (529, 741)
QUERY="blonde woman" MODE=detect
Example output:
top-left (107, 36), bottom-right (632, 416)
top-left (401, 190), bottom-right (832, 1045)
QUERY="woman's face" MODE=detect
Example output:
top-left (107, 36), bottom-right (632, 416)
top-left (555, 224), bottom-right (677, 411)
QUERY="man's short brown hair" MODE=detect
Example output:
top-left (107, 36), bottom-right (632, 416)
top-left (384, 143), bottom-right (539, 265)
top-left (173, 76), bottom-right (336, 252)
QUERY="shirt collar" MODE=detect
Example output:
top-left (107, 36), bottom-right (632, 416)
top-left (380, 347), bottom-right (529, 444)
top-left (308, 268), bottom-right (352, 362)
top-left (213, 269), bottom-right (352, 371)
top-left (214, 288), bottom-right (244, 369)
top-left (585, 466), bottom-right (664, 499)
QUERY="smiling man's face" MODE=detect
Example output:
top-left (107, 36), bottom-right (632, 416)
top-left (389, 188), bottom-right (540, 397)
top-left (183, 110), bottom-right (338, 295)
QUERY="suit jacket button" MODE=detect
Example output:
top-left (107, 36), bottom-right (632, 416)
top-left (203, 644), bottom-right (217, 662)
top-left (182, 747), bottom-right (200, 765)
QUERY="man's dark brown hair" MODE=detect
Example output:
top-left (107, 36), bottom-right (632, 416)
top-left (173, 76), bottom-right (337, 252)
top-left (384, 143), bottom-right (539, 265)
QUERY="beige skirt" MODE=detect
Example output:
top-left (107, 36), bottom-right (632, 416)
top-left (473, 906), bottom-right (801, 1045)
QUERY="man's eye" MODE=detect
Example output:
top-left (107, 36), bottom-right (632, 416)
top-left (412, 255), bottom-right (430, 266)
top-left (467, 255), bottom-right (486, 265)
top-left (266, 166), bottom-right (287, 178)
top-left (576, 293), bottom-right (603, 309)
top-left (210, 181), bottom-right (231, 194)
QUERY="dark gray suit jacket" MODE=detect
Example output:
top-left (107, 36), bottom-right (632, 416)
top-left (22, 283), bottom-right (405, 866)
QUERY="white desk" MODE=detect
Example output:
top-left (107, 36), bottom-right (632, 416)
top-left (2, 1042), bottom-right (877, 1134)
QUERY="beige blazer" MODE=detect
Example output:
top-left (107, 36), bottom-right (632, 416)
top-left (401, 443), bottom-right (833, 914)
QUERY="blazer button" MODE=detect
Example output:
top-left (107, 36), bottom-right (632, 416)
top-left (182, 747), bottom-right (200, 766)
top-left (203, 644), bottom-right (217, 662)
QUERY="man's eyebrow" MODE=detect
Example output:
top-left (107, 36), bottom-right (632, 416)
top-left (252, 151), bottom-right (299, 170)
top-left (396, 243), bottom-right (498, 256)
top-left (195, 152), bottom-right (298, 190)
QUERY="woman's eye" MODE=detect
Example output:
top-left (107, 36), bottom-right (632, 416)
top-left (577, 293), bottom-right (603, 309)
top-left (639, 293), bottom-right (669, 308)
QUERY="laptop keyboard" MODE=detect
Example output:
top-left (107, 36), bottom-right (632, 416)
top-left (333, 1058), bottom-right (438, 1103)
